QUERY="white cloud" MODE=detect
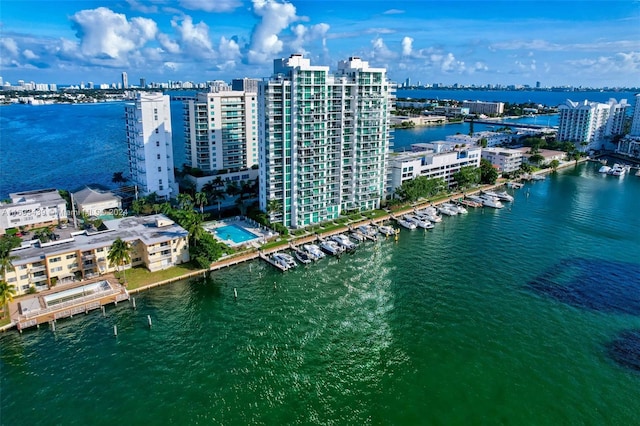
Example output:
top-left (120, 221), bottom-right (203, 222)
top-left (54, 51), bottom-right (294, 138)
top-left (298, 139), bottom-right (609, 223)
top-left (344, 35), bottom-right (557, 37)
top-left (126, 0), bottom-right (158, 13)
top-left (1, 38), bottom-right (19, 56)
top-left (219, 36), bottom-right (241, 60)
top-left (401, 37), bottom-right (413, 57)
top-left (158, 33), bottom-right (181, 54)
top-left (179, 0), bottom-right (242, 12)
top-left (371, 37), bottom-right (396, 61)
top-left (171, 16), bottom-right (214, 57)
top-left (383, 9), bottom-right (404, 15)
top-left (440, 52), bottom-right (465, 73)
top-left (290, 23), bottom-right (330, 55)
top-left (163, 61), bottom-right (179, 71)
top-left (69, 7), bottom-right (158, 63)
top-left (23, 49), bottom-right (38, 59)
top-left (248, 0), bottom-right (300, 63)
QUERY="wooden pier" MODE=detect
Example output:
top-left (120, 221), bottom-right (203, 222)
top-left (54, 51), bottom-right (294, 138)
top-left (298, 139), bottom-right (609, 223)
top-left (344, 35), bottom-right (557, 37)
top-left (259, 252), bottom-right (288, 272)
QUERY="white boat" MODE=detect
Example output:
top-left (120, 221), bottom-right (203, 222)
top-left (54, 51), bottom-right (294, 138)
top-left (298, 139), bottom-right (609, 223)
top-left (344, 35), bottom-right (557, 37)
top-left (272, 252), bottom-right (297, 270)
top-left (294, 250), bottom-right (312, 264)
top-left (442, 202), bottom-right (467, 214)
top-left (465, 195), bottom-right (484, 203)
top-left (349, 231), bottom-right (365, 242)
top-left (377, 225), bottom-right (396, 236)
top-left (531, 174), bottom-right (546, 181)
top-left (437, 205), bottom-right (457, 216)
top-left (396, 218), bottom-right (417, 230)
top-left (636, 169), bottom-right (640, 177)
top-left (404, 214), bottom-right (434, 229)
top-left (506, 181), bottom-right (524, 189)
top-left (303, 244), bottom-right (325, 260)
top-left (452, 204), bottom-right (468, 214)
top-left (482, 190), bottom-right (512, 202)
top-left (479, 194), bottom-right (504, 209)
top-left (320, 240), bottom-right (344, 256)
top-left (417, 209), bottom-right (442, 223)
top-left (598, 165), bottom-right (611, 173)
top-left (607, 164), bottom-right (627, 176)
top-left (357, 225), bottom-right (378, 237)
top-left (331, 234), bottom-right (357, 251)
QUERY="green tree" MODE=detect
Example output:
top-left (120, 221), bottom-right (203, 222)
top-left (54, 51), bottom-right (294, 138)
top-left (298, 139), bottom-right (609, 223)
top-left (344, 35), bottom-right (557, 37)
top-left (0, 280), bottom-right (16, 319)
top-left (480, 158), bottom-right (499, 184)
top-left (453, 166), bottom-right (481, 189)
top-left (177, 193), bottom-right (194, 211)
top-left (112, 172), bottom-right (127, 185)
top-left (107, 237), bottom-right (132, 285)
top-left (267, 199), bottom-right (283, 220)
top-left (549, 159), bottom-right (560, 171)
top-left (0, 235), bottom-right (21, 279)
top-left (194, 191), bottom-right (208, 215)
top-left (529, 154), bottom-right (545, 166)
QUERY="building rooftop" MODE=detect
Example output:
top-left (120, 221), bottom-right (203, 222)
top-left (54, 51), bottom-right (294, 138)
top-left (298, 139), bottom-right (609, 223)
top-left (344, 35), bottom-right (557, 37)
top-left (72, 186), bottom-right (121, 206)
top-left (11, 214), bottom-right (188, 265)
top-left (6, 188), bottom-right (64, 205)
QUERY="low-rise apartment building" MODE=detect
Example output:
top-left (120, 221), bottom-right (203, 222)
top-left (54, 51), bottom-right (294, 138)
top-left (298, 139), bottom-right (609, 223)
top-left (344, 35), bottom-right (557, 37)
top-left (388, 144), bottom-right (481, 192)
top-left (5, 214), bottom-right (189, 295)
top-left (462, 100), bottom-right (504, 116)
top-left (0, 189), bottom-right (68, 235)
top-left (481, 148), bottom-right (523, 174)
top-left (446, 131), bottom-right (512, 147)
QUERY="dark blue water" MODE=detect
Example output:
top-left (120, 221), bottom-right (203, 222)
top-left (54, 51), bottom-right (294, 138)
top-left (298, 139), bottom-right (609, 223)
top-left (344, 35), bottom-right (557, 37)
top-left (0, 101), bottom-right (186, 198)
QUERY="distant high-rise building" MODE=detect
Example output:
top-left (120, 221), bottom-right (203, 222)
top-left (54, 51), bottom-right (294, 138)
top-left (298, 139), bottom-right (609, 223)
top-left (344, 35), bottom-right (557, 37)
top-left (231, 78), bottom-right (259, 93)
top-left (536, 81), bottom-right (541, 89)
top-left (258, 54), bottom-right (394, 228)
top-left (140, 78), bottom-right (146, 88)
top-left (557, 98), bottom-right (630, 151)
top-left (405, 77), bottom-right (411, 88)
top-left (125, 92), bottom-right (178, 199)
top-left (184, 90), bottom-right (259, 173)
top-left (615, 94), bottom-right (640, 159)
top-left (122, 72), bottom-right (129, 89)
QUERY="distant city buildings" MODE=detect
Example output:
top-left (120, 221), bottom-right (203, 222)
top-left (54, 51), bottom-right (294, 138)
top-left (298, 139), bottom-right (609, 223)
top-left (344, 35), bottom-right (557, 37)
top-left (121, 72), bottom-right (129, 89)
top-left (557, 98), bottom-right (630, 151)
top-left (125, 92), bottom-right (178, 199)
top-left (462, 100), bottom-right (505, 116)
top-left (258, 54), bottom-right (394, 228)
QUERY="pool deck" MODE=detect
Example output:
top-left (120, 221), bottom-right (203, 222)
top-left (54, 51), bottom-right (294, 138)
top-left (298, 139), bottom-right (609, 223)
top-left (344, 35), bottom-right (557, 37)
top-left (204, 217), bottom-right (275, 248)
top-left (7, 276), bottom-right (129, 331)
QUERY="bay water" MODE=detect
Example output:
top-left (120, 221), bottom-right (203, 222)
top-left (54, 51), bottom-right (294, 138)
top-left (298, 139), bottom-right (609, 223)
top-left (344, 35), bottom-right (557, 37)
top-left (1, 163), bottom-right (640, 425)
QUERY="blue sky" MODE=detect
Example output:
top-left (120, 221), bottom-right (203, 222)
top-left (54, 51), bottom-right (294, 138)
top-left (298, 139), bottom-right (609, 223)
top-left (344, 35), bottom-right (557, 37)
top-left (1, 0), bottom-right (639, 87)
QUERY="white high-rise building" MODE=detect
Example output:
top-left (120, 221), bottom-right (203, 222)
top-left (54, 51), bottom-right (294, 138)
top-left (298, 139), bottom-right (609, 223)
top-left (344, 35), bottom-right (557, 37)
top-left (125, 92), bottom-right (178, 199)
top-left (121, 72), bottom-right (129, 89)
top-left (557, 98), bottom-right (629, 151)
top-left (258, 54), bottom-right (394, 228)
top-left (184, 91), bottom-right (259, 173)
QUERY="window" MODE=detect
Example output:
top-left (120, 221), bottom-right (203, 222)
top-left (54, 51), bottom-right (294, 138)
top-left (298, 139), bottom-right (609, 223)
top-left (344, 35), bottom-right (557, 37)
top-left (157, 154), bottom-right (161, 160)
top-left (155, 128), bottom-right (159, 134)
top-left (50, 257), bottom-right (61, 263)
top-left (159, 179), bottom-right (163, 185)
top-left (158, 167), bottom-right (162, 172)
top-left (156, 141), bottom-right (160, 147)
top-left (66, 253), bottom-right (76, 259)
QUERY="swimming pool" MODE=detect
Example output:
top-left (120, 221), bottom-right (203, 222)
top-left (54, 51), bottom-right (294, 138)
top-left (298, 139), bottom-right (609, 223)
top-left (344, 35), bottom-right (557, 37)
top-left (214, 224), bottom-right (260, 244)
top-left (43, 280), bottom-right (112, 307)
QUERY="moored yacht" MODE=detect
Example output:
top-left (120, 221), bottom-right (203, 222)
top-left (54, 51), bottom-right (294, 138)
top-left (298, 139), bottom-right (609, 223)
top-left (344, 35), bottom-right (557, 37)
top-left (303, 244), bottom-right (325, 260)
top-left (437, 205), bottom-right (457, 216)
top-left (377, 225), bottom-right (396, 236)
top-left (272, 252), bottom-right (297, 270)
top-left (349, 231), bottom-right (365, 242)
top-left (396, 218), bottom-right (417, 229)
top-left (357, 225), bottom-right (378, 237)
top-left (294, 250), bottom-right (312, 264)
top-left (495, 191), bottom-right (514, 202)
top-left (598, 165), bottom-right (612, 173)
top-left (404, 214), bottom-right (434, 229)
top-left (320, 240), bottom-right (344, 256)
top-left (479, 194), bottom-right (504, 209)
top-left (331, 234), bottom-right (357, 251)
top-left (607, 163), bottom-right (627, 176)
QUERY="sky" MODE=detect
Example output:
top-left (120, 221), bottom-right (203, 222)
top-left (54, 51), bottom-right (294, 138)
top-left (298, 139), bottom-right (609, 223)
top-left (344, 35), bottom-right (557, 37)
top-left (1, 0), bottom-right (639, 88)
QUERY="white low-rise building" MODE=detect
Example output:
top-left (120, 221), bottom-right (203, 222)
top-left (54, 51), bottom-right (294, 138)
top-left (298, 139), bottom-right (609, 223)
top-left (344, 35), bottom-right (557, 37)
top-left (516, 148), bottom-right (567, 165)
top-left (389, 145), bottom-right (481, 192)
top-left (481, 148), bottom-right (523, 174)
top-left (72, 187), bottom-right (122, 217)
top-left (0, 189), bottom-right (68, 235)
top-left (446, 131), bottom-right (512, 147)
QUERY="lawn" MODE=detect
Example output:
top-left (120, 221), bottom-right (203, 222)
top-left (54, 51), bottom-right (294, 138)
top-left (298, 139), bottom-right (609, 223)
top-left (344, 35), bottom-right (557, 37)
top-left (120, 263), bottom-right (202, 290)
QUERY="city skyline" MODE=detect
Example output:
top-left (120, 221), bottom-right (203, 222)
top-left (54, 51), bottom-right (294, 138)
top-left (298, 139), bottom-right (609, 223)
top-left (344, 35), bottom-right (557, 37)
top-left (1, 1), bottom-right (639, 88)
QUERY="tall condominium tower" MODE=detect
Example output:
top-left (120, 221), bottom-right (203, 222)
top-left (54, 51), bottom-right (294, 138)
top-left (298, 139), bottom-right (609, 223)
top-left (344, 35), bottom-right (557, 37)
top-left (121, 71), bottom-right (128, 89)
top-left (557, 98), bottom-right (629, 151)
top-left (258, 54), bottom-right (394, 228)
top-left (125, 92), bottom-right (178, 199)
top-left (184, 90), bottom-right (259, 173)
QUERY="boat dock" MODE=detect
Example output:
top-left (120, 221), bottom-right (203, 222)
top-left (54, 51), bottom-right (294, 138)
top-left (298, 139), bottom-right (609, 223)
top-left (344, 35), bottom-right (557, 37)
top-left (259, 252), bottom-right (289, 272)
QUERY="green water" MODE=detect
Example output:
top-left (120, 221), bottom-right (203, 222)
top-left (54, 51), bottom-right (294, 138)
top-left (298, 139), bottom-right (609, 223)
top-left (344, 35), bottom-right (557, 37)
top-left (2, 163), bottom-right (640, 425)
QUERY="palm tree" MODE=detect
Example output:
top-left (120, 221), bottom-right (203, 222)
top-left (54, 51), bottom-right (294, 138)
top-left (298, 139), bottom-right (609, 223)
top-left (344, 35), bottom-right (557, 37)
top-left (107, 237), bottom-right (132, 285)
top-left (112, 171), bottom-right (127, 186)
top-left (177, 193), bottom-right (194, 211)
top-left (195, 191), bottom-right (208, 215)
top-left (267, 199), bottom-right (282, 221)
top-left (0, 280), bottom-right (16, 319)
top-left (0, 235), bottom-right (20, 280)
top-left (184, 212), bottom-right (204, 247)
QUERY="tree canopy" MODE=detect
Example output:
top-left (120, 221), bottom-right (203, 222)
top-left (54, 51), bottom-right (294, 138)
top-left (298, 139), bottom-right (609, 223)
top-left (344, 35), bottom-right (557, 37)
top-left (480, 159), bottom-right (499, 184)
top-left (395, 176), bottom-right (446, 202)
top-left (453, 166), bottom-right (481, 189)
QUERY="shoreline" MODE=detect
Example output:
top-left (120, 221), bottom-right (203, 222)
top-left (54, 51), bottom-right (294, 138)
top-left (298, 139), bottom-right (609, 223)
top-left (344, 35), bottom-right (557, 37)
top-left (1, 159), bottom-right (585, 333)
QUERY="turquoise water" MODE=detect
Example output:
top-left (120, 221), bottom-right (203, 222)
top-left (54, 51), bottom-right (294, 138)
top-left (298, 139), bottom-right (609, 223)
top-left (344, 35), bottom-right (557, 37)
top-left (215, 224), bottom-right (260, 244)
top-left (2, 162), bottom-right (640, 425)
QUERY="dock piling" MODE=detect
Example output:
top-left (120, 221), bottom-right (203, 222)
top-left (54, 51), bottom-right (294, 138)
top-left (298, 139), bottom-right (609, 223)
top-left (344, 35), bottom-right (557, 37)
top-left (132, 297), bottom-right (136, 310)
top-left (113, 325), bottom-right (118, 337)
top-left (51, 321), bottom-right (56, 332)
top-left (102, 306), bottom-right (106, 317)
top-left (147, 315), bottom-right (152, 328)
top-left (234, 288), bottom-right (238, 299)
